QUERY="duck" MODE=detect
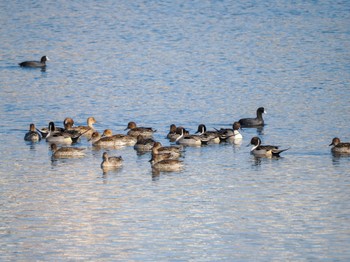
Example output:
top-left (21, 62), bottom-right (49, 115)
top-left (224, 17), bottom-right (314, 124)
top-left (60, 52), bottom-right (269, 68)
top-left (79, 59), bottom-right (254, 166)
top-left (101, 152), bottom-right (123, 169)
top-left (216, 122), bottom-right (243, 144)
top-left (38, 121), bottom-right (65, 138)
top-left (50, 143), bottom-right (85, 158)
top-left (175, 127), bottom-right (202, 146)
top-left (167, 125), bottom-right (189, 142)
top-left (249, 137), bottom-right (288, 157)
top-left (63, 117), bottom-right (76, 131)
top-left (239, 107), bottom-right (266, 127)
top-left (62, 117), bottom-right (83, 137)
top-left (71, 117), bottom-right (97, 139)
top-left (166, 124), bottom-right (178, 140)
top-left (124, 121), bottom-right (156, 138)
top-left (19, 56), bottom-right (49, 68)
top-left (133, 135), bottom-right (156, 151)
top-left (101, 129), bottom-right (137, 146)
top-left (195, 124), bottom-right (220, 144)
top-left (24, 123), bottom-right (41, 142)
top-left (152, 141), bottom-right (182, 159)
top-left (45, 122), bottom-right (82, 144)
top-left (149, 153), bottom-right (184, 172)
top-left (89, 131), bottom-right (119, 147)
top-left (329, 137), bottom-right (350, 154)
top-left (149, 151), bottom-right (175, 163)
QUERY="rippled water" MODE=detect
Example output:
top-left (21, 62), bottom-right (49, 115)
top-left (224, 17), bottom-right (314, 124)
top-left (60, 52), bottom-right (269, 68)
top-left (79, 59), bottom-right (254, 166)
top-left (1, 0), bottom-right (350, 261)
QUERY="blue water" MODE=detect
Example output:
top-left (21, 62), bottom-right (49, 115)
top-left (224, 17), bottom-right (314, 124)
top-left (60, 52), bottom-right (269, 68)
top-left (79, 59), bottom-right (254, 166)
top-left (1, 0), bottom-right (350, 260)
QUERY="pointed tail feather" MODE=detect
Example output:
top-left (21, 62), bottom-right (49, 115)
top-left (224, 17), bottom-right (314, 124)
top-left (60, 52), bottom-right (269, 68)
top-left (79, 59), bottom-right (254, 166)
top-left (71, 129), bottom-right (91, 143)
top-left (272, 147), bottom-right (290, 157)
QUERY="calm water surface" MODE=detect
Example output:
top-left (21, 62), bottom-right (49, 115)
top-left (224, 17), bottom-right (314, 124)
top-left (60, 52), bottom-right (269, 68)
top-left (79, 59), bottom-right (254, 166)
top-left (1, 0), bottom-right (350, 261)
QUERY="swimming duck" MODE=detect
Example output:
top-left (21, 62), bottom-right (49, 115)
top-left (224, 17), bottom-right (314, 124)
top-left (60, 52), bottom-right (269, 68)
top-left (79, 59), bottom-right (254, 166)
top-left (166, 124), bottom-right (178, 140)
top-left (38, 121), bottom-right (65, 138)
top-left (329, 137), bottom-right (350, 154)
top-left (89, 131), bottom-right (119, 148)
top-left (72, 117), bottom-right (97, 139)
top-left (101, 152), bottom-right (123, 169)
top-left (195, 124), bottom-right (221, 144)
top-left (101, 129), bottom-right (137, 146)
top-left (149, 153), bottom-right (184, 172)
top-left (175, 127), bottom-right (202, 146)
top-left (149, 151), bottom-right (175, 163)
top-left (24, 123), bottom-right (41, 142)
top-left (45, 122), bottom-right (82, 144)
top-left (133, 135), bottom-right (156, 151)
top-left (124, 121), bottom-right (156, 138)
top-left (19, 56), bottom-right (49, 68)
top-left (216, 122), bottom-right (243, 144)
top-left (50, 143), bottom-right (85, 158)
top-left (152, 141), bottom-right (182, 159)
top-left (239, 107), bottom-right (266, 127)
top-left (249, 137), bottom-right (288, 157)
top-left (167, 125), bottom-right (189, 142)
top-left (62, 117), bottom-right (83, 137)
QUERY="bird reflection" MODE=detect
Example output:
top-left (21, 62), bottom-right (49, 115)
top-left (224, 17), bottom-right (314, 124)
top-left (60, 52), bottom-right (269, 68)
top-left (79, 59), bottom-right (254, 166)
top-left (331, 153), bottom-right (350, 166)
top-left (102, 172), bottom-right (108, 183)
top-left (253, 156), bottom-right (262, 166)
top-left (151, 169), bottom-right (161, 180)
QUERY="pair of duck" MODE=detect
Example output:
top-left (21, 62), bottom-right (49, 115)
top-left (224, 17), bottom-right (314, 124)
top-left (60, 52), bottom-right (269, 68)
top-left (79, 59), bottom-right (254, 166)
top-left (89, 122), bottom-right (157, 149)
top-left (168, 122), bottom-right (243, 146)
top-left (149, 141), bottom-right (184, 171)
top-left (50, 142), bottom-right (123, 170)
top-left (248, 137), bottom-right (350, 158)
top-left (90, 129), bottom-right (137, 147)
top-left (237, 107), bottom-right (288, 157)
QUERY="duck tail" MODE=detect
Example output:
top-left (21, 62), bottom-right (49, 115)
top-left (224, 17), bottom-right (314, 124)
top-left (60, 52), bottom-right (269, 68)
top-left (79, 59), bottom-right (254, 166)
top-left (272, 147), bottom-right (290, 157)
top-left (71, 128), bottom-right (91, 143)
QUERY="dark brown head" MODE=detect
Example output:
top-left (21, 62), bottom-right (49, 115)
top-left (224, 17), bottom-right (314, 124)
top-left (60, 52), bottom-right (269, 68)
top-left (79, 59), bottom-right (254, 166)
top-left (232, 122), bottom-right (241, 131)
top-left (64, 117), bottom-right (74, 129)
top-left (250, 137), bottom-right (261, 146)
top-left (169, 124), bottom-right (177, 133)
top-left (329, 137), bottom-right (340, 146)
